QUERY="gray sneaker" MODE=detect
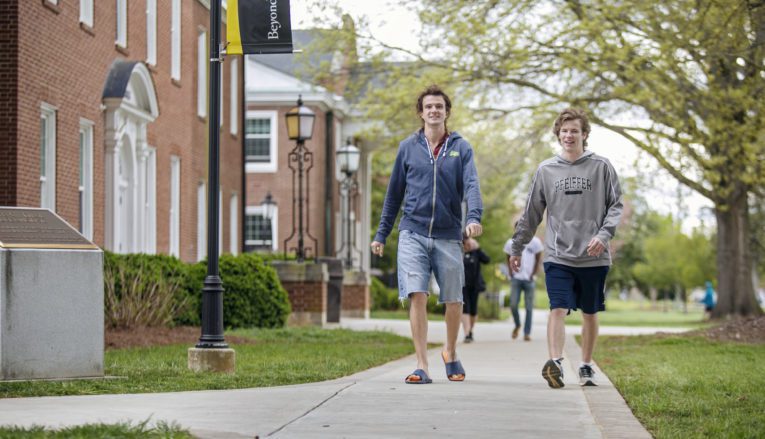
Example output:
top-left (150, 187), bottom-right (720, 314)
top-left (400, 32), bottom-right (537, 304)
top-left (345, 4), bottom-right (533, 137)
top-left (542, 359), bottom-right (565, 388)
top-left (579, 364), bottom-right (597, 386)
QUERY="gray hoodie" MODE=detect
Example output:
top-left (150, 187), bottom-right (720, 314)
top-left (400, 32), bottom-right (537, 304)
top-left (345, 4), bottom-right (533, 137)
top-left (511, 150), bottom-right (623, 267)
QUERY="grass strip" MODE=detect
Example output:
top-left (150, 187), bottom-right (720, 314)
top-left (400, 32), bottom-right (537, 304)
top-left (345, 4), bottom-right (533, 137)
top-left (596, 334), bottom-right (765, 438)
top-left (0, 328), bottom-right (413, 398)
top-left (0, 420), bottom-right (192, 438)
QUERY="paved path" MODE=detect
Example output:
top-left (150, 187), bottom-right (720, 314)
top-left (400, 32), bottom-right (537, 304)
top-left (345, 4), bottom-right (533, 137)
top-left (0, 315), bottom-right (677, 438)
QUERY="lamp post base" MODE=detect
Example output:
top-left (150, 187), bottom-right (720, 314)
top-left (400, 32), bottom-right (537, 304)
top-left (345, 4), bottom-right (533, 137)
top-left (187, 347), bottom-right (236, 373)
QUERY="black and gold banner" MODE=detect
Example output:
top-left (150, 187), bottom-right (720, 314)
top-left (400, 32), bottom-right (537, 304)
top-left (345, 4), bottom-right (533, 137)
top-left (227, 0), bottom-right (293, 55)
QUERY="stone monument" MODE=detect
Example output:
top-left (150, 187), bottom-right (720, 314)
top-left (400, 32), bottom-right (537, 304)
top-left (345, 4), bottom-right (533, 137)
top-left (0, 207), bottom-right (103, 380)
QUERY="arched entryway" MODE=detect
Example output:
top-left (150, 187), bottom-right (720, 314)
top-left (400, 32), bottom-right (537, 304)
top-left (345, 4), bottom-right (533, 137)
top-left (102, 61), bottom-right (159, 254)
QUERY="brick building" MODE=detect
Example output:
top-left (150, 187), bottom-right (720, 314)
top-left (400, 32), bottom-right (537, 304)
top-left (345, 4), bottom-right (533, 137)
top-left (244, 29), bottom-right (376, 273)
top-left (0, 0), bottom-right (243, 262)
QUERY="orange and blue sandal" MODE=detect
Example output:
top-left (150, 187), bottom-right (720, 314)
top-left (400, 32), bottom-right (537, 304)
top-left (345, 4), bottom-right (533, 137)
top-left (441, 351), bottom-right (466, 381)
top-left (405, 369), bottom-right (432, 384)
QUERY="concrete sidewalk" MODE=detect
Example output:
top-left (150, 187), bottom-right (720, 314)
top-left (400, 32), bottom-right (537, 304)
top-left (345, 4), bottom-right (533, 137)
top-left (0, 316), bottom-right (668, 438)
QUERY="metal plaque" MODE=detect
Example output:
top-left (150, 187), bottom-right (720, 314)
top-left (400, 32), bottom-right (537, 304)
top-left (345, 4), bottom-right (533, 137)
top-left (0, 207), bottom-right (98, 250)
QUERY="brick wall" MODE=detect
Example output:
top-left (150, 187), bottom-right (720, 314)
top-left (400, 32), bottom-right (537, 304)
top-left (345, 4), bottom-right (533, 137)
top-left (0, 0), bottom-right (19, 206)
top-left (342, 271), bottom-right (370, 318)
top-left (5, 0), bottom-right (242, 262)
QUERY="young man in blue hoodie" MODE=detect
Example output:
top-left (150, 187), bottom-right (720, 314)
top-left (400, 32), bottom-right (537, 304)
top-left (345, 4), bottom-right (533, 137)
top-left (509, 108), bottom-right (623, 388)
top-left (371, 85), bottom-right (483, 384)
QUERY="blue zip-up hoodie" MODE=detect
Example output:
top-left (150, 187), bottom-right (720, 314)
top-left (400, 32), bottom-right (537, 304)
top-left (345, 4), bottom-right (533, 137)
top-left (373, 130), bottom-right (483, 244)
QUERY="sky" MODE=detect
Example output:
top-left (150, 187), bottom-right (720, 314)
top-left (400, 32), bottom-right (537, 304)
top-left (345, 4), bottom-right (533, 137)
top-left (289, 0), bottom-right (715, 232)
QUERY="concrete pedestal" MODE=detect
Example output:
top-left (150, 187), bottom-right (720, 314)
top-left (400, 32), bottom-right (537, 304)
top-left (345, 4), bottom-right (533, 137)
top-left (0, 249), bottom-right (104, 380)
top-left (187, 348), bottom-right (236, 373)
top-left (271, 261), bottom-right (328, 326)
top-left (342, 270), bottom-right (370, 319)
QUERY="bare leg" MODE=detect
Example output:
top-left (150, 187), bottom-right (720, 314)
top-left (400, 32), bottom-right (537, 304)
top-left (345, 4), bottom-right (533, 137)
top-left (580, 312), bottom-right (599, 363)
top-left (470, 314), bottom-right (477, 332)
top-left (461, 313), bottom-right (471, 336)
top-left (547, 308), bottom-right (568, 359)
top-left (444, 302), bottom-right (462, 360)
top-left (409, 292), bottom-right (430, 374)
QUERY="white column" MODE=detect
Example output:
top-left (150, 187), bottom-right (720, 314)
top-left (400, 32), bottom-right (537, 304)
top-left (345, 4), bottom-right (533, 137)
top-left (102, 109), bottom-right (122, 252)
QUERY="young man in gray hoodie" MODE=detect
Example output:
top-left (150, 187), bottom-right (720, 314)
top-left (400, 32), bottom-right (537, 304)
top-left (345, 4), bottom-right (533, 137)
top-left (371, 85), bottom-right (483, 384)
top-left (509, 108), bottom-right (622, 388)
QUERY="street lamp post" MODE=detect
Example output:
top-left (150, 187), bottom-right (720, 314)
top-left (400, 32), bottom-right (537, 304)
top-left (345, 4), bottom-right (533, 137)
top-left (335, 139), bottom-right (361, 269)
top-left (283, 96), bottom-right (317, 262)
top-left (187, 0), bottom-right (234, 374)
top-left (261, 192), bottom-right (277, 250)
top-left (196, 0), bottom-right (226, 350)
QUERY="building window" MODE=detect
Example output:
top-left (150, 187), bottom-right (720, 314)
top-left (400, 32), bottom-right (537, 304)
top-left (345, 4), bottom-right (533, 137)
top-left (197, 29), bottom-right (207, 117)
top-left (146, 0), bottom-right (157, 66)
top-left (245, 206), bottom-right (277, 252)
top-left (229, 57), bottom-right (238, 135)
top-left (230, 193), bottom-right (239, 255)
top-left (144, 147), bottom-right (157, 254)
top-left (171, 0), bottom-right (181, 80)
top-left (169, 156), bottom-right (181, 257)
top-left (79, 119), bottom-right (94, 239)
top-left (245, 111), bottom-right (277, 172)
top-left (40, 103), bottom-right (57, 211)
top-left (116, 0), bottom-right (127, 48)
top-left (79, 0), bottom-right (93, 27)
top-left (197, 182), bottom-right (207, 261)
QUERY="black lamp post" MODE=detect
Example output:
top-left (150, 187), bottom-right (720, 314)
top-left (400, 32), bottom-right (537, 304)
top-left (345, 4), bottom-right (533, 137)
top-left (196, 0), bottom-right (226, 349)
top-left (283, 96), bottom-right (317, 262)
top-left (335, 139), bottom-right (361, 269)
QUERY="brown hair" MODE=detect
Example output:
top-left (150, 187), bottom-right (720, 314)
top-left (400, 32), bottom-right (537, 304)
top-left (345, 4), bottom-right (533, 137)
top-left (552, 108), bottom-right (591, 148)
top-left (416, 85), bottom-right (452, 130)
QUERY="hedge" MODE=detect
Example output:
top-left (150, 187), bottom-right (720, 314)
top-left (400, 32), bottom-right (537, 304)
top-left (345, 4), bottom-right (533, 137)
top-left (104, 252), bottom-right (290, 329)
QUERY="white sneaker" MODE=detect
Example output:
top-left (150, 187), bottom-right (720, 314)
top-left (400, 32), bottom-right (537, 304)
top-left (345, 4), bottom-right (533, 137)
top-left (579, 364), bottom-right (597, 386)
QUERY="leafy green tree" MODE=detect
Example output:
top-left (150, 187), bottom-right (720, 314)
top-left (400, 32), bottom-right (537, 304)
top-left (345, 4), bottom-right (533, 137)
top-left (632, 213), bottom-right (716, 308)
top-left (332, 0), bottom-right (764, 317)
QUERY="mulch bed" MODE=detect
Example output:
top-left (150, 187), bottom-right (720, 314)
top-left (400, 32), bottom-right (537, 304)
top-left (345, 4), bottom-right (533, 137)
top-left (105, 326), bottom-right (257, 350)
top-left (684, 316), bottom-right (765, 344)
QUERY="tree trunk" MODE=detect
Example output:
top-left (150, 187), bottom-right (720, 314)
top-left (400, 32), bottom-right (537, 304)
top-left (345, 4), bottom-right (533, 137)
top-left (713, 194), bottom-right (764, 318)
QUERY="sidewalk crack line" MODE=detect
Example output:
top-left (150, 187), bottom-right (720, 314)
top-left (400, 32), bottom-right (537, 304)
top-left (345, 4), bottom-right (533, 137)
top-left (266, 382), bottom-right (357, 437)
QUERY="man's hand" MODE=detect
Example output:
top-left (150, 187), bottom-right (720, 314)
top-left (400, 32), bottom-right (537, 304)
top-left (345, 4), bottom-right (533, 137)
top-left (509, 255), bottom-right (521, 273)
top-left (465, 223), bottom-right (483, 238)
top-left (586, 237), bottom-right (606, 257)
top-left (371, 241), bottom-right (385, 257)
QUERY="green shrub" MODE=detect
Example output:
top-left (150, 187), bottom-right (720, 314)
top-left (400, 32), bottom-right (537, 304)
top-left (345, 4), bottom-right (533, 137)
top-left (371, 276), bottom-right (400, 311)
top-left (103, 252), bottom-right (193, 328)
top-left (426, 294), bottom-right (446, 314)
top-left (477, 294), bottom-right (501, 320)
top-left (104, 252), bottom-right (290, 329)
top-left (188, 253), bottom-right (291, 329)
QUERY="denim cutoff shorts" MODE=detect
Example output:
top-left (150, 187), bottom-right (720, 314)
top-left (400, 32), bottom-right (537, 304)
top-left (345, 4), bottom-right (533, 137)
top-left (397, 229), bottom-right (464, 303)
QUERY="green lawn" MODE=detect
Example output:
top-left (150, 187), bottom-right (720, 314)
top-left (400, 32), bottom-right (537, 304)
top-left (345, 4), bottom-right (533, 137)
top-left (0, 328), bottom-right (414, 398)
top-left (564, 307), bottom-right (708, 327)
top-left (373, 299), bottom-right (707, 328)
top-left (596, 334), bottom-right (765, 438)
top-left (0, 421), bottom-right (191, 438)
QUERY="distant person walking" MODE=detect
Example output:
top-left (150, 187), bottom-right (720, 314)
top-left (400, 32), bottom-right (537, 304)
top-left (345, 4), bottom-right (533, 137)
top-left (462, 237), bottom-right (490, 343)
top-left (371, 85), bottom-right (483, 384)
top-left (509, 108), bottom-right (623, 388)
top-left (701, 281), bottom-right (716, 319)
top-left (503, 234), bottom-right (543, 341)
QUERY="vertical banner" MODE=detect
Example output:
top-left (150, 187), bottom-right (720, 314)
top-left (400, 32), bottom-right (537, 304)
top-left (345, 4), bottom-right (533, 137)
top-left (227, 0), bottom-right (294, 55)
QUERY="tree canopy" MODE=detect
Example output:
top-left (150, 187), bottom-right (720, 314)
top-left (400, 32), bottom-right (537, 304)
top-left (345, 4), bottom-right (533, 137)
top-left (304, 0), bottom-right (765, 316)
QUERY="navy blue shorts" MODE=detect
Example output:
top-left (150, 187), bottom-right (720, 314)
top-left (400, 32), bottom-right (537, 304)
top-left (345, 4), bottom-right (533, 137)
top-left (544, 262), bottom-right (609, 314)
